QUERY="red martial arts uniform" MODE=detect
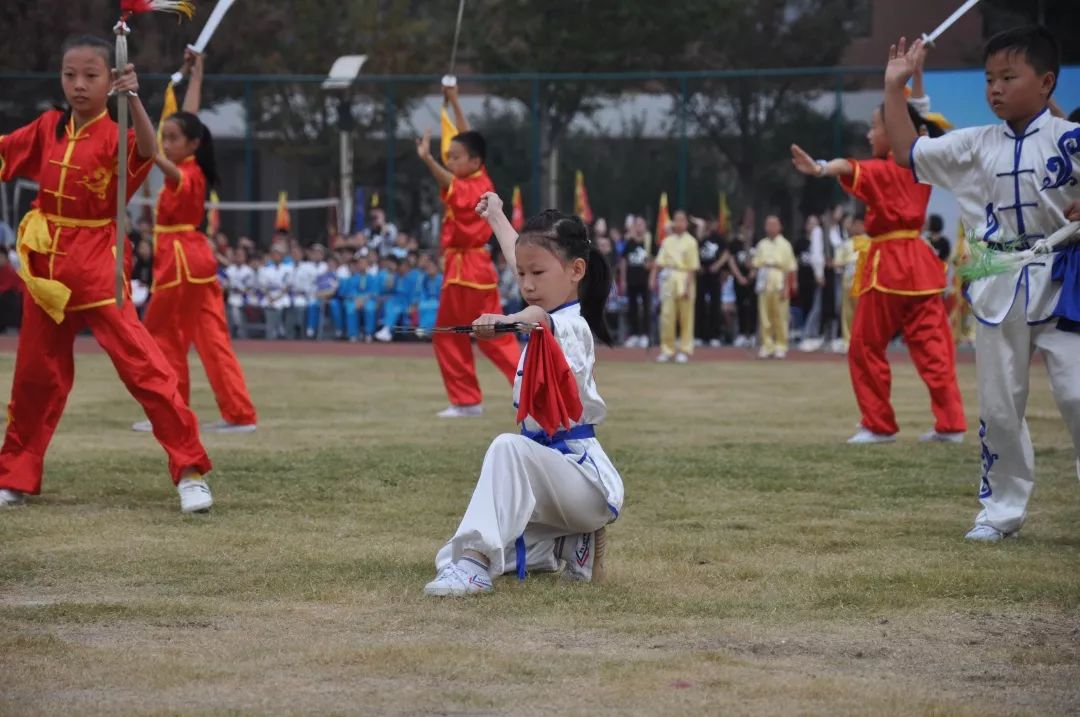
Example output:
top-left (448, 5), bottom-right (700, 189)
top-left (434, 167), bottom-right (520, 406)
top-left (0, 110), bottom-right (212, 494)
top-left (143, 156), bottom-right (256, 425)
top-left (839, 156), bottom-right (966, 436)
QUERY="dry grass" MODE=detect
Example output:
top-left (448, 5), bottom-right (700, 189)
top-left (0, 348), bottom-right (1078, 716)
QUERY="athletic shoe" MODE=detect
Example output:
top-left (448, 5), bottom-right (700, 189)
top-left (436, 404), bottom-right (483, 418)
top-left (655, 352), bottom-right (672, 363)
top-left (622, 336), bottom-right (638, 348)
top-left (965, 524), bottom-right (1008, 542)
top-left (202, 420), bottom-right (257, 434)
top-left (177, 477), bottom-right (213, 514)
top-left (555, 527), bottom-right (607, 583)
top-left (829, 338), bottom-right (848, 354)
top-left (131, 420), bottom-right (153, 433)
top-left (709, 339), bottom-right (723, 348)
top-left (774, 348), bottom-right (787, 359)
top-left (693, 338), bottom-right (704, 348)
top-left (920, 430), bottom-right (964, 444)
top-left (423, 562), bottom-right (493, 596)
top-left (798, 337), bottom-right (824, 352)
top-left (0, 488), bottom-right (26, 507)
top-left (674, 352), bottom-right (689, 364)
top-left (374, 326), bottom-right (393, 343)
top-left (637, 335), bottom-right (650, 348)
top-left (733, 335), bottom-right (750, 348)
top-left (757, 347), bottom-right (773, 359)
top-left (846, 427), bottom-right (897, 444)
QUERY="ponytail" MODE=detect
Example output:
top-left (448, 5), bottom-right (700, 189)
top-left (518, 209), bottom-right (615, 347)
top-left (166, 110), bottom-right (218, 193)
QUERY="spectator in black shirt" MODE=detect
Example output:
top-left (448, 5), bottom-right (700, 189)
top-left (695, 222), bottom-right (730, 346)
top-left (618, 227), bottom-right (654, 348)
top-left (925, 214), bottom-right (950, 262)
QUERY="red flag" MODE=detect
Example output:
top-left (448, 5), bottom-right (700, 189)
top-left (655, 192), bottom-right (670, 248)
top-left (574, 171), bottom-right (594, 224)
top-left (515, 327), bottom-right (583, 438)
top-left (511, 185), bottom-right (525, 232)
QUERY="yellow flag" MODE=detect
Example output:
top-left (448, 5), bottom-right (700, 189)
top-left (157, 81), bottom-right (178, 149)
top-left (207, 190), bottom-right (221, 236)
top-left (440, 105), bottom-right (458, 164)
top-left (275, 191), bottom-right (291, 233)
top-left (655, 192), bottom-right (670, 248)
top-left (718, 192), bottom-right (730, 235)
top-left (371, 191), bottom-right (380, 209)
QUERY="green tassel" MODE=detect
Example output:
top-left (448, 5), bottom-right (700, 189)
top-left (957, 234), bottom-right (1028, 282)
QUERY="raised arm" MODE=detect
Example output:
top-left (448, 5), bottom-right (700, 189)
top-left (415, 129), bottom-right (454, 189)
top-left (883, 37), bottom-right (925, 168)
top-left (476, 191), bottom-right (518, 273)
top-left (182, 49), bottom-right (203, 113)
top-left (444, 84), bottom-right (469, 133)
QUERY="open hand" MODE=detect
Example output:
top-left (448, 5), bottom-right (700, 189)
top-left (475, 191), bottom-right (504, 220)
top-left (415, 129), bottom-right (432, 161)
top-left (110, 64), bottom-right (139, 96)
top-left (790, 144), bottom-right (820, 177)
top-left (884, 37), bottom-right (925, 91)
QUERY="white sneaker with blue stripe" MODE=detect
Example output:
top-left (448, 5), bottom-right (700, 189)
top-left (424, 560), bottom-right (493, 596)
top-left (177, 477), bottom-right (213, 514)
top-left (555, 527), bottom-right (606, 583)
top-left (965, 524), bottom-right (1009, 542)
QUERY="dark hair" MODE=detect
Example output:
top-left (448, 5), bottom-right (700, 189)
top-left (879, 102), bottom-right (946, 139)
top-left (928, 214), bottom-right (944, 233)
top-left (518, 209), bottom-right (614, 347)
top-left (164, 110), bottom-right (218, 190)
top-left (56, 35), bottom-right (113, 139)
top-left (452, 130), bottom-right (486, 163)
top-left (1068, 107), bottom-right (1080, 124)
top-left (984, 25), bottom-right (1060, 95)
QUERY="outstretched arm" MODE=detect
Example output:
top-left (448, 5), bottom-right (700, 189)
top-left (883, 37), bottom-right (925, 168)
top-left (476, 191), bottom-right (518, 273)
top-left (415, 129), bottom-right (453, 189)
top-left (790, 144), bottom-right (854, 178)
top-left (182, 49), bottom-right (203, 113)
top-left (444, 84), bottom-right (469, 132)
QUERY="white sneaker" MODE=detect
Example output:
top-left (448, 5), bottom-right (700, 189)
top-left (374, 326), bottom-right (393, 343)
top-left (774, 348), bottom-right (787, 359)
top-left (0, 488), bottom-right (26, 507)
top-left (846, 427), bottom-right (897, 444)
top-left (674, 352), bottom-right (689, 364)
top-left (965, 524), bottom-right (1008, 542)
top-left (920, 430), bottom-right (964, 444)
top-left (829, 338), bottom-right (848, 353)
top-left (733, 335), bottom-right (749, 348)
top-left (555, 527), bottom-right (606, 583)
top-left (709, 339), bottom-right (723, 348)
top-left (622, 336), bottom-right (638, 348)
top-left (131, 420), bottom-right (153, 433)
top-left (799, 337), bottom-right (824, 352)
top-left (202, 420), bottom-right (257, 434)
top-left (637, 335), bottom-right (650, 348)
top-left (423, 562), bottom-right (493, 596)
top-left (177, 477), bottom-right (213, 514)
top-left (757, 347), bottom-right (773, 359)
top-left (655, 352), bottom-right (672, 363)
top-left (693, 338), bottom-right (704, 348)
top-left (437, 404), bottom-right (483, 418)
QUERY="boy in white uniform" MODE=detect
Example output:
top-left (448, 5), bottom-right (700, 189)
top-left (425, 196), bottom-right (624, 596)
top-left (884, 27), bottom-right (1080, 541)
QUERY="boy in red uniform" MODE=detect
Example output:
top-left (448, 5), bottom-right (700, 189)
top-left (135, 50), bottom-right (257, 434)
top-left (0, 36), bottom-right (213, 512)
top-left (415, 84), bottom-right (519, 417)
top-left (791, 101), bottom-right (966, 444)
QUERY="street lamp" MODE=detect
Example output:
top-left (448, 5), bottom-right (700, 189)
top-left (322, 55), bottom-right (367, 237)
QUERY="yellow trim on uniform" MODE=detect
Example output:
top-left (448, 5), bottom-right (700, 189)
top-left (154, 223), bottom-right (196, 233)
top-left (870, 229), bottom-right (921, 243)
top-left (0, 133), bottom-right (6, 179)
top-left (857, 246), bottom-right (944, 297)
top-left (151, 227), bottom-right (218, 291)
top-left (849, 159), bottom-right (862, 195)
top-left (443, 246), bottom-right (497, 290)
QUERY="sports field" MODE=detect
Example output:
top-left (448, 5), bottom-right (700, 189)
top-left (1, 342), bottom-right (1077, 716)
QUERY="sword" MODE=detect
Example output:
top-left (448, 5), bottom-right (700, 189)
top-left (114, 20), bottom-right (131, 307)
top-left (921, 0), bottom-right (981, 46)
top-left (170, 0), bottom-right (237, 84)
top-left (394, 322), bottom-right (539, 337)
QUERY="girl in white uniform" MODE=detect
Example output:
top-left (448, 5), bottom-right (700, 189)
top-left (425, 195), bottom-right (624, 596)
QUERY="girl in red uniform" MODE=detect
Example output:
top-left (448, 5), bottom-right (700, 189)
top-left (791, 102), bottom-right (967, 444)
top-left (0, 36), bottom-right (213, 511)
top-left (134, 50), bottom-right (257, 434)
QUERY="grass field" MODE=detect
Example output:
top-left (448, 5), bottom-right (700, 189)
top-left (1, 346), bottom-right (1078, 716)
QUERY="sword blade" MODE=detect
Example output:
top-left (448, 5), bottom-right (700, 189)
top-left (924, 0), bottom-right (981, 44)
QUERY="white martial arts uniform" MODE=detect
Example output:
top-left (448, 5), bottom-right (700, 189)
top-left (435, 301), bottom-right (624, 577)
top-left (911, 108), bottom-right (1080, 534)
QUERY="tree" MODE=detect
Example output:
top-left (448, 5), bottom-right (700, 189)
top-left (980, 0), bottom-right (1080, 62)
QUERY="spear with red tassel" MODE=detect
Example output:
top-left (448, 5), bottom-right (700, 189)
top-left (113, 1), bottom-right (195, 307)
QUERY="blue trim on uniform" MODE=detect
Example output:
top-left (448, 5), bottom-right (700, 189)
top-left (515, 535), bottom-right (526, 581)
top-left (521, 424), bottom-right (596, 455)
top-left (909, 137), bottom-right (921, 183)
top-left (1000, 111), bottom-right (1046, 237)
top-left (550, 300), bottom-right (580, 313)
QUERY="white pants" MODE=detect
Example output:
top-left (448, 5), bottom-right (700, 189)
top-left (974, 304), bottom-right (1080, 534)
top-left (436, 434), bottom-right (613, 577)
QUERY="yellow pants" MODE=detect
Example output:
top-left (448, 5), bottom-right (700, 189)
top-left (757, 291), bottom-right (789, 353)
top-left (660, 292), bottom-right (695, 356)
top-left (841, 280), bottom-right (857, 346)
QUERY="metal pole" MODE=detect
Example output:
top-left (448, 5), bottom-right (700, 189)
top-left (340, 129), bottom-right (352, 237)
top-left (385, 82), bottom-right (396, 224)
top-left (677, 75), bottom-right (689, 210)
top-left (832, 72), bottom-right (845, 203)
top-left (530, 77), bottom-right (541, 213)
top-left (243, 79), bottom-right (256, 237)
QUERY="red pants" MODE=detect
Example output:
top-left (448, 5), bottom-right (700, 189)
top-left (144, 281), bottom-right (257, 425)
top-left (0, 298), bottom-right (212, 494)
top-left (433, 283), bottom-right (520, 406)
top-left (849, 290), bottom-right (966, 436)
